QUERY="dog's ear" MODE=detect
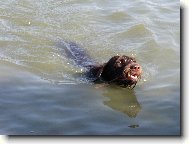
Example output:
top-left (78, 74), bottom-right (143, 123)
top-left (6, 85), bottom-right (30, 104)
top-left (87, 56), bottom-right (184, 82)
top-left (100, 56), bottom-right (120, 81)
top-left (101, 56), bottom-right (120, 71)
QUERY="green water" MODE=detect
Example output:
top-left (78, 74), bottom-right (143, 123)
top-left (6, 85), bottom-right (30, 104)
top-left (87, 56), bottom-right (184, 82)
top-left (0, 0), bottom-right (180, 135)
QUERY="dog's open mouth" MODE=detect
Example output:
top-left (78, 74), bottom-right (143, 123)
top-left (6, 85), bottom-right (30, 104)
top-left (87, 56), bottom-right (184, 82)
top-left (127, 72), bottom-right (139, 81)
top-left (124, 63), bottom-right (142, 82)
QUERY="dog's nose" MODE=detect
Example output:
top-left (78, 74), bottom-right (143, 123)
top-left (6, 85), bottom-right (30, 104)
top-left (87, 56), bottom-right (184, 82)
top-left (134, 66), bottom-right (140, 69)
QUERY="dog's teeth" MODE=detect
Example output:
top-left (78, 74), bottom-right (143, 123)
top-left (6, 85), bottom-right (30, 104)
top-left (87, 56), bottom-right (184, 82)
top-left (130, 75), bottom-right (137, 80)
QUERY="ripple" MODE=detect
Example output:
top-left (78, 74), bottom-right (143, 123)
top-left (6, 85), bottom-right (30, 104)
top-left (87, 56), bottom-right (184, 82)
top-left (105, 10), bottom-right (132, 22)
top-left (115, 23), bottom-right (153, 39)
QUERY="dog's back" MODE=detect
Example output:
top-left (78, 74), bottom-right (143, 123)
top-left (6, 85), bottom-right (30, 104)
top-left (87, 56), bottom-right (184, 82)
top-left (61, 41), bottom-right (95, 68)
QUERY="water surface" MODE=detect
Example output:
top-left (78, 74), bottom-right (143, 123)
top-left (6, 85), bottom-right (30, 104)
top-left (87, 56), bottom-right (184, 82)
top-left (0, 0), bottom-right (180, 135)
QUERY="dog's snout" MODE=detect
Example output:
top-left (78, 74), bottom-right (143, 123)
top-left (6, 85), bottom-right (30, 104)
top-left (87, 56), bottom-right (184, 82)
top-left (134, 66), bottom-right (140, 69)
top-left (130, 64), bottom-right (141, 70)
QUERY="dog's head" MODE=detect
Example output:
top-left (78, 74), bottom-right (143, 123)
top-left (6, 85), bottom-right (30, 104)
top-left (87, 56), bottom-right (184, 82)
top-left (100, 55), bottom-right (142, 88)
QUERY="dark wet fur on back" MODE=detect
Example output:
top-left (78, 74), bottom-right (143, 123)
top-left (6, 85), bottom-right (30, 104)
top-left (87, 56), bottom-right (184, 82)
top-left (61, 41), bottom-right (142, 88)
top-left (63, 41), bottom-right (95, 67)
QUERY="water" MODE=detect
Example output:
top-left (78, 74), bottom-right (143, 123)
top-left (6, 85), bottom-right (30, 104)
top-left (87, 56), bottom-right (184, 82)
top-left (0, 0), bottom-right (180, 135)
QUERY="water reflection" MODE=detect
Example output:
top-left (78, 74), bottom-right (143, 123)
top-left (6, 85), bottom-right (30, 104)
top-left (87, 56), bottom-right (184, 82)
top-left (103, 86), bottom-right (141, 118)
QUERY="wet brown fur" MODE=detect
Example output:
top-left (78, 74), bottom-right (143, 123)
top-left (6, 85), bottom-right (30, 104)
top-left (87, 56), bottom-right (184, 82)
top-left (88, 55), bottom-right (142, 88)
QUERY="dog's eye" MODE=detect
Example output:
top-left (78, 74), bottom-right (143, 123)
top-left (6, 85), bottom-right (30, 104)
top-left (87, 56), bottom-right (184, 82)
top-left (130, 59), bottom-right (136, 63)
